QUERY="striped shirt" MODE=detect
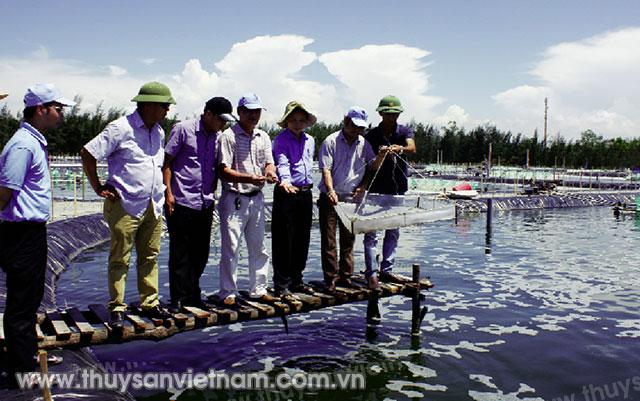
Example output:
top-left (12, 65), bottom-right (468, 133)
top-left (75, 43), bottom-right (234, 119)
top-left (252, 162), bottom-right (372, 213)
top-left (218, 123), bottom-right (274, 194)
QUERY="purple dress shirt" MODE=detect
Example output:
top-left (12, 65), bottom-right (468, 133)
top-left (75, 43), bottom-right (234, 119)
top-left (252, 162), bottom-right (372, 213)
top-left (272, 128), bottom-right (315, 186)
top-left (165, 117), bottom-right (219, 210)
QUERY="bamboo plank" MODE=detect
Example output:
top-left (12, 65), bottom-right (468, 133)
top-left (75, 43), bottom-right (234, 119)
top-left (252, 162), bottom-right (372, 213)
top-left (125, 313), bottom-right (154, 332)
top-left (208, 307), bottom-right (236, 324)
top-left (232, 304), bottom-right (260, 321)
top-left (182, 306), bottom-right (211, 321)
top-left (292, 292), bottom-right (322, 309)
top-left (307, 291), bottom-right (336, 307)
top-left (129, 305), bottom-right (164, 328)
top-left (238, 291), bottom-right (291, 315)
top-left (36, 324), bottom-right (45, 341)
top-left (308, 281), bottom-right (349, 303)
top-left (334, 286), bottom-right (366, 301)
top-left (238, 299), bottom-right (276, 318)
top-left (44, 311), bottom-right (72, 340)
top-left (64, 307), bottom-right (95, 336)
top-left (87, 304), bottom-right (135, 337)
top-left (277, 296), bottom-right (303, 312)
top-left (420, 278), bottom-right (434, 289)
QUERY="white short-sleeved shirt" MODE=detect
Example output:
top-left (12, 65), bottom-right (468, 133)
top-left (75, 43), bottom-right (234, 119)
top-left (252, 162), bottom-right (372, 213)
top-left (318, 130), bottom-right (375, 196)
top-left (84, 111), bottom-right (165, 218)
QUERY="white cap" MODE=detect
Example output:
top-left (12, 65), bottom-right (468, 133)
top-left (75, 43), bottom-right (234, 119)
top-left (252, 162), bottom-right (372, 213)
top-left (24, 83), bottom-right (76, 108)
top-left (346, 106), bottom-right (368, 128)
top-left (238, 93), bottom-right (266, 110)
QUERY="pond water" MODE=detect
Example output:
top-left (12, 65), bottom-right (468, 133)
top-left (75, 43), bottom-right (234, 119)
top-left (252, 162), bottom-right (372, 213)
top-left (57, 207), bottom-right (640, 400)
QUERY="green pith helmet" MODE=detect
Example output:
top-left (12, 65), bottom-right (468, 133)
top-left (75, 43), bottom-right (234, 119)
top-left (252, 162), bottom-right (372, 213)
top-left (131, 81), bottom-right (176, 104)
top-left (277, 100), bottom-right (317, 128)
top-left (376, 95), bottom-right (403, 113)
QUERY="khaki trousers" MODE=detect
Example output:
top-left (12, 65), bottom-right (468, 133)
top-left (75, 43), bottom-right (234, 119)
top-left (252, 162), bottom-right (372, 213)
top-left (104, 199), bottom-right (162, 312)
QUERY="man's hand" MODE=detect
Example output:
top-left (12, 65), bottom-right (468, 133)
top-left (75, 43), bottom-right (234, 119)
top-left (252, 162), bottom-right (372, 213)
top-left (352, 186), bottom-right (366, 201)
top-left (379, 145), bottom-right (403, 155)
top-left (97, 183), bottom-right (119, 201)
top-left (250, 174), bottom-right (267, 186)
top-left (165, 193), bottom-right (176, 216)
top-left (327, 190), bottom-right (339, 206)
top-left (279, 181), bottom-right (299, 194)
top-left (265, 170), bottom-right (279, 184)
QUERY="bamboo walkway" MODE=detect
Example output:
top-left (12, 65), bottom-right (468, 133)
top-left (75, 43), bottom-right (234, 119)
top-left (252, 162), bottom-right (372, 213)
top-left (0, 275), bottom-right (433, 351)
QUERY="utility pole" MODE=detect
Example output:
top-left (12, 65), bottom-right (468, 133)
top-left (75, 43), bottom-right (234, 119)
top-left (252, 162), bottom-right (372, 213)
top-left (543, 97), bottom-right (548, 148)
top-left (487, 143), bottom-right (492, 178)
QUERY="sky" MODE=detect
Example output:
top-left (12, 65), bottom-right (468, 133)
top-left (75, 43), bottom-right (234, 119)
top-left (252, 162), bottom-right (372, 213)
top-left (1, 0), bottom-right (639, 140)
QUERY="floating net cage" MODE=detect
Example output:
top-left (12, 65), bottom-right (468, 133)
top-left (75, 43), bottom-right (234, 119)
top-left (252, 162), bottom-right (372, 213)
top-left (335, 193), bottom-right (455, 234)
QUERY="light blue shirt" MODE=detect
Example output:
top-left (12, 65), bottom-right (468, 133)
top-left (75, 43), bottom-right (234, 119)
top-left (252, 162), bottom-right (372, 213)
top-left (318, 130), bottom-right (375, 196)
top-left (84, 111), bottom-right (165, 218)
top-left (0, 122), bottom-right (51, 222)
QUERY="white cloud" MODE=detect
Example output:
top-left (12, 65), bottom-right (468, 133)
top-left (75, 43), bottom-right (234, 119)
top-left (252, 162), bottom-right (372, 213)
top-left (433, 105), bottom-right (470, 127)
top-left (319, 44), bottom-right (443, 123)
top-left (140, 58), bottom-right (158, 66)
top-left (0, 54), bottom-right (142, 114)
top-left (493, 27), bottom-right (640, 139)
top-left (0, 35), bottom-right (444, 129)
top-left (165, 35), bottom-right (339, 122)
top-left (108, 65), bottom-right (127, 76)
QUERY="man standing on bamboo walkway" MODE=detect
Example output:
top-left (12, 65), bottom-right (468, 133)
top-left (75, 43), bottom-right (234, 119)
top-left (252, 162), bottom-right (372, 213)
top-left (0, 84), bottom-right (74, 385)
top-left (162, 97), bottom-right (236, 312)
top-left (318, 107), bottom-right (385, 293)
top-left (363, 95), bottom-right (416, 288)
top-left (81, 82), bottom-right (175, 328)
top-left (216, 93), bottom-right (279, 306)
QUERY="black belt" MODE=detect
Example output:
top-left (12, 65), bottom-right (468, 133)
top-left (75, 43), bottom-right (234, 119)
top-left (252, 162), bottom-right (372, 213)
top-left (228, 190), bottom-right (261, 197)
top-left (293, 184), bottom-right (313, 192)
top-left (0, 220), bottom-right (46, 227)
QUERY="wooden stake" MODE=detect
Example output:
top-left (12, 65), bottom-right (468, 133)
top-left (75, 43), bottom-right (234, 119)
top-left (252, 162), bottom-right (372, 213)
top-left (411, 264), bottom-right (421, 337)
top-left (38, 350), bottom-right (53, 401)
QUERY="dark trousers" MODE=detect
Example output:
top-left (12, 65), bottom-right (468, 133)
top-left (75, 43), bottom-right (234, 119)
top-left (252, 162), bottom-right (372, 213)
top-left (271, 185), bottom-right (313, 292)
top-left (318, 193), bottom-right (355, 285)
top-left (0, 221), bottom-right (47, 376)
top-left (166, 203), bottom-right (214, 306)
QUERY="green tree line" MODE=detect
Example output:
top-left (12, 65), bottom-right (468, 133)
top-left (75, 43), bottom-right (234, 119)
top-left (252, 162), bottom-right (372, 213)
top-left (1, 104), bottom-right (638, 169)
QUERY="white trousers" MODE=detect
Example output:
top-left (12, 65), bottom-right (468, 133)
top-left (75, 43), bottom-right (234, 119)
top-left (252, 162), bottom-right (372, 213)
top-left (218, 191), bottom-right (269, 298)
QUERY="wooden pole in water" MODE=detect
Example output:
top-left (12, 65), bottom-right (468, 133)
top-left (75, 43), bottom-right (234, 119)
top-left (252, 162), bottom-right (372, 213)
top-left (488, 143), bottom-right (492, 178)
top-left (38, 350), bottom-right (53, 401)
top-left (543, 97), bottom-right (548, 148)
top-left (486, 198), bottom-right (493, 234)
top-left (411, 264), bottom-right (421, 337)
top-left (73, 172), bottom-right (77, 216)
top-left (82, 170), bottom-right (86, 201)
top-left (454, 203), bottom-right (459, 225)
